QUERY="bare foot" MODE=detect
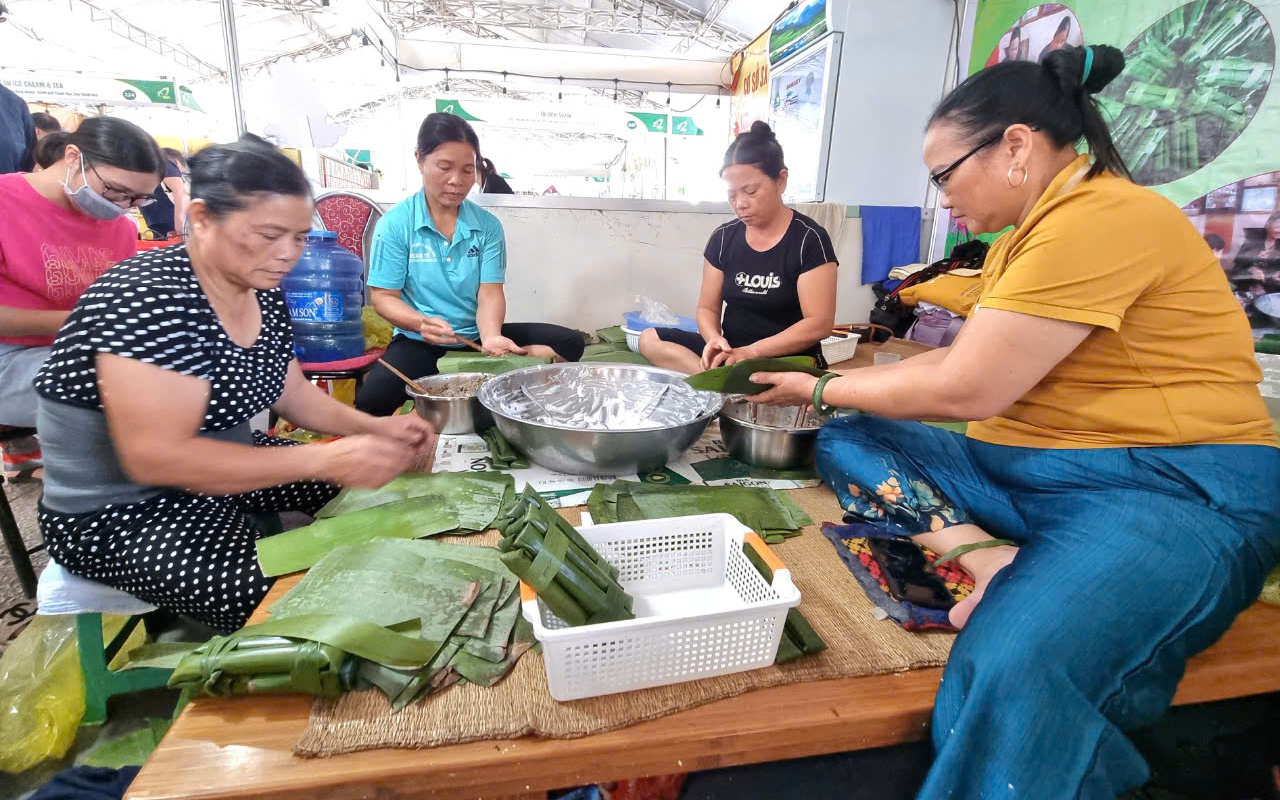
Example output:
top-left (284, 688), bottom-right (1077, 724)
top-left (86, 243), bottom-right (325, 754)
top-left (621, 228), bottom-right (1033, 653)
top-left (948, 544), bottom-right (1019, 629)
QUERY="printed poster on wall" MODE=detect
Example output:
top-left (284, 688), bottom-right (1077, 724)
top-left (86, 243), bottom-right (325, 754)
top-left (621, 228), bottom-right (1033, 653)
top-left (730, 29), bottom-right (772, 137)
top-left (969, 0), bottom-right (1280, 328)
top-left (769, 37), bottom-right (837, 201)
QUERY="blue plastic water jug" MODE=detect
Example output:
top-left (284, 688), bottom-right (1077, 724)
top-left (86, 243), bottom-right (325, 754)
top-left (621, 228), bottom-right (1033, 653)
top-left (281, 231), bottom-right (365, 363)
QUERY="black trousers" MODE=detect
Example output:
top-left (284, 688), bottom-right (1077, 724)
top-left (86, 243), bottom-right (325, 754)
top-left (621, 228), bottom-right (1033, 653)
top-left (355, 322), bottom-right (586, 416)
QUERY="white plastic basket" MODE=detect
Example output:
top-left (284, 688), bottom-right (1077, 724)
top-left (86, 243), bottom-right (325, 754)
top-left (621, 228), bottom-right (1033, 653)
top-left (820, 332), bottom-right (861, 365)
top-left (521, 513), bottom-right (800, 701)
top-left (621, 326), bottom-right (643, 353)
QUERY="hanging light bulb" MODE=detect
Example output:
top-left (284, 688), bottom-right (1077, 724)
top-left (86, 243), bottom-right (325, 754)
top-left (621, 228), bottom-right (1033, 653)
top-left (502, 71), bottom-right (508, 95)
top-left (558, 77), bottom-right (563, 101)
top-left (666, 82), bottom-right (672, 106)
top-left (613, 79), bottom-right (619, 102)
top-left (716, 89), bottom-right (721, 109)
top-left (444, 67), bottom-right (450, 93)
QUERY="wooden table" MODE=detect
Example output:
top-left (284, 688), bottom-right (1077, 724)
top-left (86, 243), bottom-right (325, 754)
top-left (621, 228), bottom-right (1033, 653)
top-left (125, 571), bottom-right (1280, 800)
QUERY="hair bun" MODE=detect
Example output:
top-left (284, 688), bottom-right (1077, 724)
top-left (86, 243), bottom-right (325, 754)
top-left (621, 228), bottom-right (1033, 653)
top-left (1081, 44), bottom-right (1125, 94)
top-left (748, 120), bottom-right (776, 139)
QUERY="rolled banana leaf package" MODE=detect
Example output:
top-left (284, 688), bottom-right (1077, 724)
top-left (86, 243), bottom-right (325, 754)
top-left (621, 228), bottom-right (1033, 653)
top-left (741, 542), bottom-right (827, 665)
top-left (497, 487), bottom-right (635, 627)
top-left (684, 356), bottom-right (828, 396)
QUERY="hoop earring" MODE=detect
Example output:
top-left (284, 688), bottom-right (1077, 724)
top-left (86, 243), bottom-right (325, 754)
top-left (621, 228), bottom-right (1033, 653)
top-left (1007, 164), bottom-right (1028, 188)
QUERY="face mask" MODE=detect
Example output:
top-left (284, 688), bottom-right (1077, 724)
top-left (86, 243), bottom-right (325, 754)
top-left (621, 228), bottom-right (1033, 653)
top-left (62, 159), bottom-right (129, 221)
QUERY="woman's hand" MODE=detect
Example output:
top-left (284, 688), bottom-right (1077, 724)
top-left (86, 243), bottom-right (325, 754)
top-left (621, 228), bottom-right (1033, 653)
top-left (723, 344), bottom-right (762, 367)
top-left (480, 334), bottom-right (528, 358)
top-left (749, 371), bottom-right (821, 407)
top-left (367, 412), bottom-right (436, 453)
top-left (419, 317), bottom-right (459, 345)
top-left (700, 336), bottom-right (733, 370)
top-left (318, 434), bottom-right (423, 488)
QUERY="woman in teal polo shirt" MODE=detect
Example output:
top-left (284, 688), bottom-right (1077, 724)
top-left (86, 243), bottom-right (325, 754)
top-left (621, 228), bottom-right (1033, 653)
top-left (356, 113), bottom-right (584, 416)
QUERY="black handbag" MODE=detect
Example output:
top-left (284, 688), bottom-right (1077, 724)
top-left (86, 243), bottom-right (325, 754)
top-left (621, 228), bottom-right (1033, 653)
top-left (865, 240), bottom-right (989, 342)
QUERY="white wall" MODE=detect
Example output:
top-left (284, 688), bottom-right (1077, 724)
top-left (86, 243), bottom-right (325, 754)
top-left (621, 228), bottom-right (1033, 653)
top-left (470, 200), bottom-right (874, 332)
top-left (823, 0), bottom-right (960, 207)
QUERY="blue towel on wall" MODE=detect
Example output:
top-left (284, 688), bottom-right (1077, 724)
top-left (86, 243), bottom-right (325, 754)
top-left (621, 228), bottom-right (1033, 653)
top-left (861, 206), bottom-right (922, 284)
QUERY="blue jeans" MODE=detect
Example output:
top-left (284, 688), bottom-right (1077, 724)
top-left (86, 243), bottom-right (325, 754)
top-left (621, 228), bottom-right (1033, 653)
top-left (815, 415), bottom-right (1280, 800)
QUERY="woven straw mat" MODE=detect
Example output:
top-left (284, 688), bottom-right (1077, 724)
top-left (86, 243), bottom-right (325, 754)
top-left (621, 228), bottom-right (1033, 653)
top-left (295, 486), bottom-right (954, 756)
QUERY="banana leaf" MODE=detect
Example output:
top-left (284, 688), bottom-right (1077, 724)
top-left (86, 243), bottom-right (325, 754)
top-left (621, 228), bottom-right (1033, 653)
top-left (256, 496), bottom-right (468, 576)
top-left (741, 542), bottom-right (827, 664)
top-left (450, 615), bottom-right (536, 686)
top-left (581, 343), bottom-right (651, 365)
top-left (437, 351), bottom-right (554, 375)
top-left (590, 481), bottom-right (806, 539)
top-left (316, 472), bottom-right (514, 524)
top-left (684, 356), bottom-right (827, 395)
top-left (482, 427), bottom-right (529, 470)
top-left (595, 325), bottom-right (629, 345)
top-left (375, 539), bottom-right (520, 641)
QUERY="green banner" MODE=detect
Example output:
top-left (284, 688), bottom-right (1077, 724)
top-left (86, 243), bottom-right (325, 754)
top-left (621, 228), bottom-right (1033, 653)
top-left (970, 0), bottom-right (1280, 206)
top-left (671, 116), bottom-right (705, 136)
top-left (970, 0), bottom-right (1280, 327)
top-left (627, 112), bottom-right (669, 133)
top-left (435, 99), bottom-right (483, 120)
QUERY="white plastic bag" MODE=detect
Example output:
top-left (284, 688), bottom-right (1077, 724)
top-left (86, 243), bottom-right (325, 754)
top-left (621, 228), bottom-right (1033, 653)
top-left (633, 295), bottom-right (679, 327)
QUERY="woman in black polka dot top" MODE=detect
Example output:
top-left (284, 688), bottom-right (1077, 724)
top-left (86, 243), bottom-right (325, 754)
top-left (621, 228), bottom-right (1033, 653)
top-left (34, 135), bottom-right (435, 632)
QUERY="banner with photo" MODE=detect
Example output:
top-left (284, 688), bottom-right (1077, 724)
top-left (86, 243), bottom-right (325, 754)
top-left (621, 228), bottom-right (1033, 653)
top-left (969, 0), bottom-right (1280, 327)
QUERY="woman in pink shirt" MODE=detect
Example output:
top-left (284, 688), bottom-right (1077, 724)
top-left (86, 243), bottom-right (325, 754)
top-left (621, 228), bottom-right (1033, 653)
top-left (0, 116), bottom-right (164, 475)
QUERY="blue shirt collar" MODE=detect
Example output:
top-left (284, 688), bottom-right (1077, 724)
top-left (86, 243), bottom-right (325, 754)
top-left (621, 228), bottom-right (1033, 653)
top-left (411, 191), bottom-right (476, 241)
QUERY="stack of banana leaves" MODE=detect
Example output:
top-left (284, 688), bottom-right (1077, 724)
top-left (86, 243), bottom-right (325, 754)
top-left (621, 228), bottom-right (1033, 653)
top-left (684, 356), bottom-right (829, 396)
top-left (481, 427), bottom-right (528, 470)
top-left (255, 472), bottom-right (515, 576)
top-left (741, 542), bottom-right (827, 664)
top-left (132, 538), bottom-right (534, 710)
top-left (580, 340), bottom-right (651, 366)
top-left (494, 487), bottom-right (636, 626)
top-left (587, 480), bottom-right (812, 544)
top-left (437, 350), bottom-right (554, 374)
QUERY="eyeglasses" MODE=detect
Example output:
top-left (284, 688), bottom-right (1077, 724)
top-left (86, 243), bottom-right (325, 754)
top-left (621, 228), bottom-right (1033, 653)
top-left (85, 159), bottom-right (156, 208)
top-left (929, 126), bottom-right (1042, 192)
top-left (929, 132), bottom-right (1004, 192)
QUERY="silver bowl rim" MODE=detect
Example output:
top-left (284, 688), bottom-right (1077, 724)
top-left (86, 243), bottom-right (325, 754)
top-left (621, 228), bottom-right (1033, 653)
top-left (476, 362), bottom-right (724, 433)
top-left (405, 371), bottom-right (492, 399)
top-left (719, 401), bottom-right (828, 433)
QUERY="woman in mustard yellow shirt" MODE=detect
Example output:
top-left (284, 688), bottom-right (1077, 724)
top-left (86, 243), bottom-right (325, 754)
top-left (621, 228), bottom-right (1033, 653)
top-left (754, 45), bottom-right (1280, 800)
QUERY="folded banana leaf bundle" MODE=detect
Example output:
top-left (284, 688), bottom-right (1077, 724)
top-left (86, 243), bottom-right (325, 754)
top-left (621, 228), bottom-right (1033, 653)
top-left (135, 539), bottom-right (536, 710)
top-left (595, 326), bottom-right (629, 345)
top-left (256, 472), bottom-right (515, 576)
top-left (581, 342), bottom-right (651, 366)
top-left (684, 356), bottom-right (828, 396)
top-left (437, 351), bottom-right (554, 375)
top-left (481, 427), bottom-right (529, 470)
top-left (587, 480), bottom-right (812, 544)
top-left (496, 487), bottom-right (635, 626)
top-left (741, 542), bottom-right (827, 664)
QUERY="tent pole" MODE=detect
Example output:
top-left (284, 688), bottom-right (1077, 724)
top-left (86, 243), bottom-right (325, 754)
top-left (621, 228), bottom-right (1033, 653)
top-left (219, 0), bottom-right (247, 136)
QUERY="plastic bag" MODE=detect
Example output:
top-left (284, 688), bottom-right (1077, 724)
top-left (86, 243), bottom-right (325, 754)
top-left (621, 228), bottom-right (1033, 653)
top-left (632, 295), bottom-right (679, 327)
top-left (1262, 564), bottom-right (1280, 606)
top-left (0, 614), bottom-right (139, 774)
top-left (362, 306), bottom-right (394, 351)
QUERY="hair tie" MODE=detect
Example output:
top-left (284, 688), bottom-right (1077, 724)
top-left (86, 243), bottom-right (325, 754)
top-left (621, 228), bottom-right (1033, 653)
top-left (1081, 46), bottom-right (1094, 87)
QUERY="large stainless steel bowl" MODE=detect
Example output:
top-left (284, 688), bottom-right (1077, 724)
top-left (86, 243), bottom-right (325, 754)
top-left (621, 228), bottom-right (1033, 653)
top-left (406, 373), bottom-right (493, 435)
top-left (719, 400), bottom-right (830, 470)
top-left (477, 363), bottom-right (722, 475)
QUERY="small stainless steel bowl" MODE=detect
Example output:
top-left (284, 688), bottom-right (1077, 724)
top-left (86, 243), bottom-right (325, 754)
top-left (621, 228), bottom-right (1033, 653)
top-left (406, 372), bottom-right (493, 435)
top-left (718, 400), bottom-right (829, 471)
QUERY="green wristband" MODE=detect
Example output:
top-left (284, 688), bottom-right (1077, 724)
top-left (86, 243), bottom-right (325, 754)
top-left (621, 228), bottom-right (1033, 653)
top-left (811, 373), bottom-right (837, 415)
